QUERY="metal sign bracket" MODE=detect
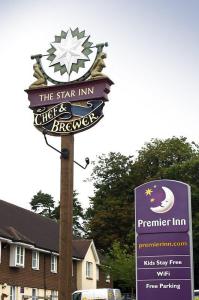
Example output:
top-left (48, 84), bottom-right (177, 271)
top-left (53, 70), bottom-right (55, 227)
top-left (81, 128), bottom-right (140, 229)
top-left (42, 130), bottom-right (89, 168)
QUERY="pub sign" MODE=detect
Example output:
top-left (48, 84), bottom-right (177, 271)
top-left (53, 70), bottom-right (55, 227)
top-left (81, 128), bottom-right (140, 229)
top-left (26, 28), bottom-right (113, 135)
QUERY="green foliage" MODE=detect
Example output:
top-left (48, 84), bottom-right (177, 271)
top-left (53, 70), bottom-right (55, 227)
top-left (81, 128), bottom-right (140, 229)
top-left (72, 191), bottom-right (86, 237)
top-left (30, 190), bottom-right (55, 218)
top-left (85, 152), bottom-right (134, 250)
top-left (103, 241), bottom-right (135, 291)
top-left (30, 190), bottom-right (85, 237)
top-left (192, 212), bottom-right (199, 288)
top-left (132, 136), bottom-right (197, 185)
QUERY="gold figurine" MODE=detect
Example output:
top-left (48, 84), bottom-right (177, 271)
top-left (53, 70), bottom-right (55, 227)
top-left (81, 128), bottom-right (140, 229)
top-left (90, 52), bottom-right (107, 79)
top-left (29, 63), bottom-right (47, 89)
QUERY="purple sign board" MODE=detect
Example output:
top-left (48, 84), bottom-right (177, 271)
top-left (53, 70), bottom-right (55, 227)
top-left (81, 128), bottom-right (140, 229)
top-left (26, 77), bottom-right (113, 109)
top-left (135, 180), bottom-right (194, 300)
top-left (26, 77), bottom-right (113, 136)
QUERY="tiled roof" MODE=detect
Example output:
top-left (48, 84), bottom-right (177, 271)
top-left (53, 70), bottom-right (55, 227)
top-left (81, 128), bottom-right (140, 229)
top-left (0, 200), bottom-right (91, 259)
top-left (73, 239), bottom-right (92, 259)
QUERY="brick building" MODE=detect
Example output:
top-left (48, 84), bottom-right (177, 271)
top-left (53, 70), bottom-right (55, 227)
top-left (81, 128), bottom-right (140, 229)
top-left (0, 200), bottom-right (112, 300)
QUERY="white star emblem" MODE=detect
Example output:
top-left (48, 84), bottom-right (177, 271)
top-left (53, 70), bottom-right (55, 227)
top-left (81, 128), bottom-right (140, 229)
top-left (50, 29), bottom-right (88, 74)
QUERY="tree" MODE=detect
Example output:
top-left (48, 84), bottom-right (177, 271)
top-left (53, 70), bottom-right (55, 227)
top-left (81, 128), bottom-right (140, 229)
top-left (85, 152), bottom-right (134, 250)
top-left (159, 158), bottom-right (199, 288)
top-left (30, 190), bottom-right (55, 218)
top-left (72, 191), bottom-right (86, 237)
top-left (103, 241), bottom-right (135, 295)
top-left (30, 190), bottom-right (85, 237)
top-left (192, 212), bottom-right (199, 288)
top-left (131, 136), bottom-right (198, 185)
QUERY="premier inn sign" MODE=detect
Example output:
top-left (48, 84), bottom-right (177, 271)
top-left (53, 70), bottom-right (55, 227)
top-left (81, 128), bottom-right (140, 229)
top-left (135, 180), bottom-right (194, 300)
top-left (26, 28), bottom-right (113, 136)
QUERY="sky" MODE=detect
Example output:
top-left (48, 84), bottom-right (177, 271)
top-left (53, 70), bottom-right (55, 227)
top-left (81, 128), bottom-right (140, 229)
top-left (1, 0), bottom-right (199, 211)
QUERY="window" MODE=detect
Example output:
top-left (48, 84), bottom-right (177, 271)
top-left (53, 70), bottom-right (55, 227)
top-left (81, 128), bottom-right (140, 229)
top-left (32, 288), bottom-right (37, 300)
top-left (16, 246), bottom-right (25, 266)
top-left (32, 250), bottom-right (39, 270)
top-left (86, 261), bottom-right (93, 279)
top-left (51, 255), bottom-right (57, 273)
top-left (10, 286), bottom-right (16, 300)
top-left (96, 266), bottom-right (99, 281)
top-left (9, 245), bottom-right (25, 267)
top-left (51, 290), bottom-right (58, 300)
top-left (106, 274), bottom-right (110, 283)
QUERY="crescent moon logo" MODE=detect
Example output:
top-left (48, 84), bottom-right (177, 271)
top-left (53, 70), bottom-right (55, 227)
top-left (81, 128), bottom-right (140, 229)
top-left (150, 186), bottom-right (175, 214)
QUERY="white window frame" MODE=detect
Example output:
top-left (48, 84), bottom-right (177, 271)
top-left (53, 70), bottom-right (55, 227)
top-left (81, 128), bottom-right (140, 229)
top-left (32, 288), bottom-right (37, 300)
top-left (51, 290), bottom-right (58, 300)
top-left (10, 286), bottom-right (16, 300)
top-left (16, 246), bottom-right (25, 267)
top-left (32, 250), bottom-right (40, 270)
top-left (106, 274), bottom-right (110, 283)
top-left (86, 261), bottom-right (93, 279)
top-left (96, 265), bottom-right (99, 281)
top-left (51, 254), bottom-right (57, 273)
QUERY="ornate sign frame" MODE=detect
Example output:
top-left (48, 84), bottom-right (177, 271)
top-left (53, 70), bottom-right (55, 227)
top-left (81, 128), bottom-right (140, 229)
top-left (26, 28), bottom-right (113, 136)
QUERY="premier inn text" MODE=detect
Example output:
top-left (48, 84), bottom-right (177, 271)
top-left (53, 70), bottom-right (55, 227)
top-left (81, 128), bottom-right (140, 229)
top-left (137, 217), bottom-right (186, 228)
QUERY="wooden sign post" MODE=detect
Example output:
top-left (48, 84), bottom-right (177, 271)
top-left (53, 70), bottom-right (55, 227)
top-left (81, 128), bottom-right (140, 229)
top-left (59, 135), bottom-right (74, 300)
top-left (26, 28), bottom-right (113, 300)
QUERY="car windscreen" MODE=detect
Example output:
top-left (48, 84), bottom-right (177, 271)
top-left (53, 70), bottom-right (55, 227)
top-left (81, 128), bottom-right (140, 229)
top-left (73, 293), bottom-right (81, 300)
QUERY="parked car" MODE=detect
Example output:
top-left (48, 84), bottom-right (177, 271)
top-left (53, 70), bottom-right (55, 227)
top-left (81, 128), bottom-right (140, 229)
top-left (121, 293), bottom-right (132, 300)
top-left (113, 289), bottom-right (122, 300)
top-left (72, 288), bottom-right (115, 300)
top-left (194, 290), bottom-right (199, 299)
